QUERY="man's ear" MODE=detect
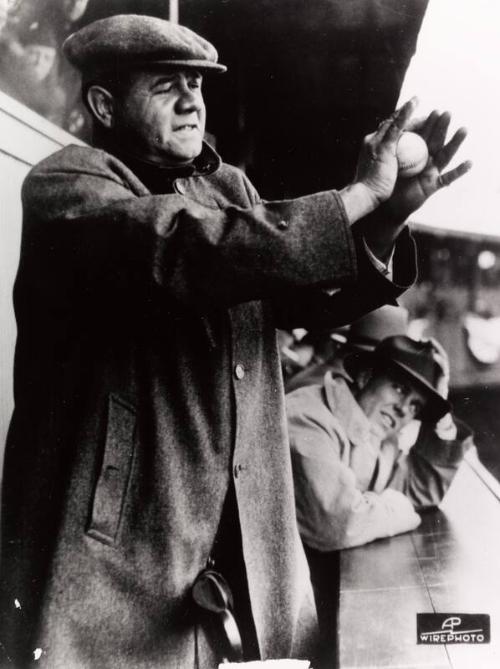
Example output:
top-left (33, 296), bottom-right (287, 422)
top-left (86, 85), bottom-right (115, 129)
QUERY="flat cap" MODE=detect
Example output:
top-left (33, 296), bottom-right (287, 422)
top-left (63, 14), bottom-right (227, 74)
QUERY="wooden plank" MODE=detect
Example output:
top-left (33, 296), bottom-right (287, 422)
top-left (429, 584), bottom-right (500, 669)
top-left (421, 462), bottom-right (500, 669)
top-left (339, 529), bottom-right (448, 667)
top-left (0, 93), bottom-right (83, 472)
top-left (338, 460), bottom-right (500, 668)
top-left (0, 90), bottom-right (83, 165)
top-left (341, 534), bottom-right (424, 592)
top-left (0, 154), bottom-right (27, 467)
top-left (339, 586), bottom-right (450, 668)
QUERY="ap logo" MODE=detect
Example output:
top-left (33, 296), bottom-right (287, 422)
top-left (417, 613), bottom-right (490, 644)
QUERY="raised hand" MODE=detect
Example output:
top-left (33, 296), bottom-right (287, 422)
top-left (354, 97), bottom-right (419, 206)
top-left (386, 110), bottom-right (472, 220)
top-left (427, 336), bottom-right (450, 399)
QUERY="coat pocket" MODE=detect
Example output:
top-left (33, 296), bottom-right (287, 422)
top-left (87, 394), bottom-right (136, 545)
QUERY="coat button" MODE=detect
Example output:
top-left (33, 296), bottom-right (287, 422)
top-left (278, 219), bottom-right (289, 230)
top-left (234, 363), bottom-right (245, 380)
top-left (233, 464), bottom-right (243, 478)
top-left (175, 181), bottom-right (186, 195)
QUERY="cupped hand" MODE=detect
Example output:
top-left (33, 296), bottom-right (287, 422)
top-left (354, 97), bottom-right (419, 205)
top-left (386, 110), bottom-right (472, 220)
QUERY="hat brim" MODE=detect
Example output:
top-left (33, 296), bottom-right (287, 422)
top-left (344, 351), bottom-right (450, 423)
top-left (136, 58), bottom-right (227, 73)
top-left (348, 341), bottom-right (377, 352)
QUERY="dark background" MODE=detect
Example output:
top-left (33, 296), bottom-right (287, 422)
top-left (64, 0), bottom-right (429, 197)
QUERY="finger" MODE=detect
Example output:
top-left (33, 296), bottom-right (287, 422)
top-left (428, 337), bottom-right (449, 367)
top-left (437, 160), bottom-right (472, 188)
top-left (408, 110), bottom-right (440, 142)
top-left (371, 97), bottom-right (418, 144)
top-left (382, 96), bottom-right (419, 144)
top-left (428, 336), bottom-right (445, 354)
top-left (372, 118), bottom-right (393, 143)
top-left (405, 115), bottom-right (429, 132)
top-left (427, 111), bottom-right (451, 154)
top-left (434, 126), bottom-right (468, 171)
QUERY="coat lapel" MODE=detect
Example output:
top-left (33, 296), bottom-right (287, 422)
top-left (323, 372), bottom-right (382, 492)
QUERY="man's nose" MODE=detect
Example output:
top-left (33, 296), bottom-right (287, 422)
top-left (176, 85), bottom-right (202, 113)
top-left (394, 398), bottom-right (411, 418)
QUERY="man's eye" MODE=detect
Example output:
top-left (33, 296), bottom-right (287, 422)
top-left (410, 400), bottom-right (423, 418)
top-left (155, 85), bottom-right (173, 93)
top-left (189, 80), bottom-right (202, 90)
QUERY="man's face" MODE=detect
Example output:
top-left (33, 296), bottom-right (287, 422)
top-left (111, 68), bottom-right (206, 166)
top-left (357, 366), bottom-right (427, 440)
top-left (24, 45), bottom-right (57, 81)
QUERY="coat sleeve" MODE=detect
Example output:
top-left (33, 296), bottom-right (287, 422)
top-left (386, 418), bottom-right (474, 510)
top-left (22, 146), bottom-right (416, 319)
top-left (272, 225), bottom-right (417, 330)
top-left (21, 146), bottom-right (365, 312)
top-left (287, 391), bottom-right (421, 552)
top-left (242, 169), bottom-right (417, 330)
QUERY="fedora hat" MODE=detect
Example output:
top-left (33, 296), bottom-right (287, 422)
top-left (344, 335), bottom-right (451, 423)
top-left (348, 305), bottom-right (409, 351)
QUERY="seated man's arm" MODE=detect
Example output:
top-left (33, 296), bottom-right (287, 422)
top-left (386, 418), bottom-right (474, 510)
top-left (287, 390), bottom-right (421, 552)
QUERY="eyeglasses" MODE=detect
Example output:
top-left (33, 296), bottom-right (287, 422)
top-left (192, 569), bottom-right (243, 663)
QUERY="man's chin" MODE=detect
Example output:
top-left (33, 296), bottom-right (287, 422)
top-left (371, 417), bottom-right (401, 441)
top-left (368, 421), bottom-right (390, 442)
top-left (163, 145), bottom-right (203, 165)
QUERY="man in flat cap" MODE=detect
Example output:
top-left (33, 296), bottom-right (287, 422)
top-left (0, 13), bottom-right (470, 669)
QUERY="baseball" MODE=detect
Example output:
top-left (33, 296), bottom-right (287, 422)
top-left (396, 131), bottom-right (429, 178)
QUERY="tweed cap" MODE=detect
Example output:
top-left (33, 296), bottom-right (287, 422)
top-left (63, 14), bottom-right (227, 74)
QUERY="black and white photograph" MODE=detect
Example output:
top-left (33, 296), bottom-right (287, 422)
top-left (0, 1), bottom-right (499, 667)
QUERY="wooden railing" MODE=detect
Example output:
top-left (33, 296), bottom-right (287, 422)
top-left (338, 450), bottom-right (500, 668)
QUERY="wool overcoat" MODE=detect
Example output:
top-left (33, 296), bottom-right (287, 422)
top-left (0, 142), bottom-right (416, 668)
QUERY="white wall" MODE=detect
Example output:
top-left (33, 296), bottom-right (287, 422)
top-left (0, 91), bottom-right (82, 478)
top-left (399, 1), bottom-right (500, 239)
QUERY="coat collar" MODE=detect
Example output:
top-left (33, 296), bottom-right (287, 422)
top-left (322, 371), bottom-right (384, 491)
top-left (323, 371), bottom-right (375, 450)
top-left (96, 139), bottom-right (222, 192)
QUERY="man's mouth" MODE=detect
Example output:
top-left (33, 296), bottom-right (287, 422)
top-left (380, 411), bottom-right (396, 430)
top-left (175, 124), bottom-right (198, 132)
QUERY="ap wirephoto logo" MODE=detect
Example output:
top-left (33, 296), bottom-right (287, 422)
top-left (417, 613), bottom-right (490, 644)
